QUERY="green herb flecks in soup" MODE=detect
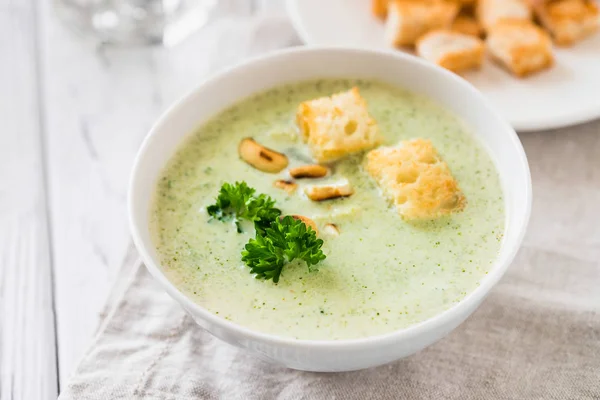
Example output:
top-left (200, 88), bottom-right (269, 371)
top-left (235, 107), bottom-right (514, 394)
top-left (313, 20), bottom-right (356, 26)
top-left (150, 79), bottom-right (505, 340)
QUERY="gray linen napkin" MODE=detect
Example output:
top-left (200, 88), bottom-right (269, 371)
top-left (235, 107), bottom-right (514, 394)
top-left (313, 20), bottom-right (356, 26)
top-left (59, 124), bottom-right (600, 399)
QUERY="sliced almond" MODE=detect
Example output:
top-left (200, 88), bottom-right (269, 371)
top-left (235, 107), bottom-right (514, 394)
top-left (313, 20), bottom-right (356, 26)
top-left (289, 164), bottom-right (329, 179)
top-left (305, 181), bottom-right (354, 202)
top-left (238, 138), bottom-right (288, 173)
top-left (288, 215), bottom-right (318, 234)
top-left (323, 223), bottom-right (340, 236)
top-left (273, 179), bottom-right (297, 194)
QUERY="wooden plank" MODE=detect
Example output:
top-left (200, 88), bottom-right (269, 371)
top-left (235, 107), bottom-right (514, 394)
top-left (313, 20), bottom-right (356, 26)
top-left (39, 3), bottom-right (187, 383)
top-left (38, 22), bottom-right (149, 384)
top-left (39, 1), bottom-right (296, 383)
top-left (0, 0), bottom-right (59, 399)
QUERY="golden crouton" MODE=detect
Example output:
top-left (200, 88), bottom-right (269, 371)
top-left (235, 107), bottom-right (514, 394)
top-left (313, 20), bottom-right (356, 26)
top-left (385, 0), bottom-right (459, 47)
top-left (417, 30), bottom-right (485, 72)
top-left (365, 139), bottom-right (466, 220)
top-left (451, 15), bottom-right (484, 37)
top-left (533, 0), bottom-right (599, 46)
top-left (372, 0), bottom-right (389, 19)
top-left (450, 0), bottom-right (476, 12)
top-left (486, 20), bottom-right (554, 77)
top-left (477, 0), bottom-right (532, 30)
top-left (296, 87), bottom-right (382, 163)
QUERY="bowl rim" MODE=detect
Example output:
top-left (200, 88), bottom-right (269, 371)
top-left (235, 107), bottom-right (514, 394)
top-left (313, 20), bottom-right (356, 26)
top-left (128, 46), bottom-right (532, 350)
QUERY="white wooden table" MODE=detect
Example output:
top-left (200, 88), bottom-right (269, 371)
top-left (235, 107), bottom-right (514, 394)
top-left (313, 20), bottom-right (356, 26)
top-left (1, 1), bottom-right (599, 399)
top-left (0, 1), bottom-right (297, 398)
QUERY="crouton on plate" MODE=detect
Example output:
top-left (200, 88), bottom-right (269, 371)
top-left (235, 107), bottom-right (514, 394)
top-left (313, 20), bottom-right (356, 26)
top-left (417, 30), bottom-right (485, 72)
top-left (385, 0), bottom-right (459, 47)
top-left (296, 87), bottom-right (382, 163)
top-left (533, 0), bottom-right (599, 46)
top-left (365, 139), bottom-right (466, 220)
top-left (452, 0), bottom-right (476, 5)
top-left (372, 0), bottom-right (389, 19)
top-left (486, 19), bottom-right (554, 77)
top-left (451, 15), bottom-right (484, 37)
top-left (477, 0), bottom-right (532, 30)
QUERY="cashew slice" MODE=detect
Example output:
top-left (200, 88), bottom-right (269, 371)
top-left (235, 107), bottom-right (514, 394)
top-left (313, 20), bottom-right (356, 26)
top-left (323, 223), bottom-right (340, 236)
top-left (238, 138), bottom-right (289, 173)
top-left (287, 215), bottom-right (318, 234)
top-left (273, 179), bottom-right (298, 194)
top-left (289, 164), bottom-right (329, 179)
top-left (305, 181), bottom-right (354, 202)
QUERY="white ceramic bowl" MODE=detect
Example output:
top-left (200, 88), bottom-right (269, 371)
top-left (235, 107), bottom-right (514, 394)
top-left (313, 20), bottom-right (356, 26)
top-left (129, 47), bottom-right (532, 372)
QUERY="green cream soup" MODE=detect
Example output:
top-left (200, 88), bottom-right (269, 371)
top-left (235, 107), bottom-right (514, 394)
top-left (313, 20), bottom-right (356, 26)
top-left (150, 79), bottom-right (505, 340)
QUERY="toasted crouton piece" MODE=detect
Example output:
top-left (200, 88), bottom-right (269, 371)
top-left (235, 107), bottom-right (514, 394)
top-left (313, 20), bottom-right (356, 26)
top-left (417, 30), bottom-right (485, 72)
top-left (533, 0), bottom-right (599, 46)
top-left (385, 0), bottom-right (459, 47)
top-left (451, 15), bottom-right (484, 37)
top-left (296, 87), bottom-right (382, 163)
top-left (366, 139), bottom-right (466, 220)
top-left (451, 0), bottom-right (476, 12)
top-left (477, 0), bottom-right (532, 30)
top-left (486, 19), bottom-right (554, 77)
top-left (372, 0), bottom-right (389, 19)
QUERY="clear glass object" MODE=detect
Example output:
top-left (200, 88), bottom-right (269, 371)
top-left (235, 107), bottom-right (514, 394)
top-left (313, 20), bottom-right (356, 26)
top-left (54, 0), bottom-right (221, 46)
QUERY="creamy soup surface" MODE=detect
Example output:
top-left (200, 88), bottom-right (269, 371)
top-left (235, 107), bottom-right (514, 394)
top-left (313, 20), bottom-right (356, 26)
top-left (150, 79), bottom-right (505, 340)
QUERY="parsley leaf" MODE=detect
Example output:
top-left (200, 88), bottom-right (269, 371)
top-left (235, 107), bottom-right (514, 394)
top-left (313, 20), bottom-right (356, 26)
top-left (207, 182), bottom-right (281, 233)
top-left (207, 182), bottom-right (327, 283)
top-left (243, 193), bottom-right (282, 235)
top-left (242, 215), bottom-right (326, 283)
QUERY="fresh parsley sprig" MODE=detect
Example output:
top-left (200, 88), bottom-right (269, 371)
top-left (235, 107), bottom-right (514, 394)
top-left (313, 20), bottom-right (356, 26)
top-left (207, 182), bottom-right (281, 233)
top-left (207, 182), bottom-right (327, 283)
top-left (242, 216), bottom-right (326, 283)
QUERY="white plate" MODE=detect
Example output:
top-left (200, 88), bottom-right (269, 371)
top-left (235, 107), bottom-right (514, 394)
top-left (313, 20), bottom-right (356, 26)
top-left (286, 0), bottom-right (600, 132)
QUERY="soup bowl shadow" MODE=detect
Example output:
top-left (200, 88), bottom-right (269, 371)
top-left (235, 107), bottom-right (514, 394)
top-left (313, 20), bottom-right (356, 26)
top-left (128, 47), bottom-right (532, 372)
